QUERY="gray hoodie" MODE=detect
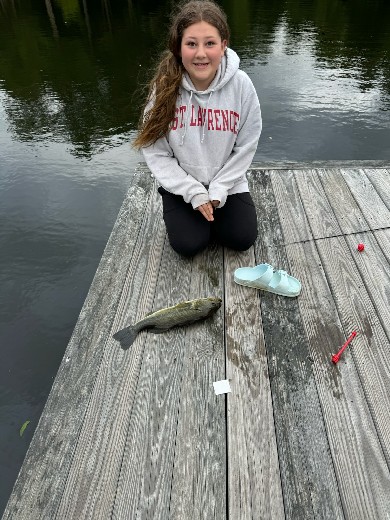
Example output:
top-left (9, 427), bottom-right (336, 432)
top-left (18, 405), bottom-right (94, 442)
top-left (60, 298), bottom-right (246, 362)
top-left (142, 48), bottom-right (262, 209)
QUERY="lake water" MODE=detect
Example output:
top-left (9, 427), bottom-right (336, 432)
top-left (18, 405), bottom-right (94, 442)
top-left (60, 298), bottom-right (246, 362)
top-left (1, 0), bottom-right (389, 512)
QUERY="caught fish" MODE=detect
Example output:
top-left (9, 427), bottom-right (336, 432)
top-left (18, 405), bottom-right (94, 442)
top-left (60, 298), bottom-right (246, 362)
top-left (113, 297), bottom-right (222, 350)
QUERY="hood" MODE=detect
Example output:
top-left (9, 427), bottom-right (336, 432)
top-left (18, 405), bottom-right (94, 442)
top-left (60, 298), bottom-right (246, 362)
top-left (181, 47), bottom-right (240, 94)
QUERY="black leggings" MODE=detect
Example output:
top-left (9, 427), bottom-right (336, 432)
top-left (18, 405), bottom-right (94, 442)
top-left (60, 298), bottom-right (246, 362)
top-left (158, 187), bottom-right (258, 257)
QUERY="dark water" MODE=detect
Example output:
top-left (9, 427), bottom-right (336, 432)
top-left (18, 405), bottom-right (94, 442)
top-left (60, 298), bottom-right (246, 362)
top-left (0, 0), bottom-right (389, 512)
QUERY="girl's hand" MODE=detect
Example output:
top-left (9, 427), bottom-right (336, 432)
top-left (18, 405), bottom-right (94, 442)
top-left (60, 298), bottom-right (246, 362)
top-left (196, 201), bottom-right (214, 221)
top-left (211, 200), bottom-right (220, 208)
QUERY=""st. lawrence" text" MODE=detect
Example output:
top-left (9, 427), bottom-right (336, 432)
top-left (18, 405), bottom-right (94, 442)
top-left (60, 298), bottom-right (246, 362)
top-left (171, 104), bottom-right (240, 134)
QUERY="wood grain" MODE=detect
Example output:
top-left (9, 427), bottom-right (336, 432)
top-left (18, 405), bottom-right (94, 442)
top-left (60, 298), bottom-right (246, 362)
top-left (340, 169), bottom-right (390, 230)
top-left (269, 169), bottom-right (312, 244)
top-left (374, 228), bottom-right (390, 263)
top-left (364, 169), bottom-right (390, 210)
top-left (111, 240), bottom-right (195, 520)
top-left (317, 169), bottom-right (371, 235)
top-left (293, 169), bottom-right (341, 240)
top-left (315, 235), bottom-right (390, 466)
top-left (343, 231), bottom-right (390, 339)
top-left (249, 161), bottom-right (390, 170)
top-left (55, 182), bottom-right (167, 519)
top-left (224, 246), bottom-right (284, 520)
top-left (285, 238), bottom-right (390, 519)
top-left (168, 245), bottom-right (226, 520)
top-left (249, 171), bottom-right (344, 520)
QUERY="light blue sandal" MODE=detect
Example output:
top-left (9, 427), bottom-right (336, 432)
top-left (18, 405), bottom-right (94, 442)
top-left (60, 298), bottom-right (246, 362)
top-left (234, 263), bottom-right (301, 297)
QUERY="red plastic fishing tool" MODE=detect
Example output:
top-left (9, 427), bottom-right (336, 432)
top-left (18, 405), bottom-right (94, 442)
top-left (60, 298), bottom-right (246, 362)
top-left (332, 331), bottom-right (357, 364)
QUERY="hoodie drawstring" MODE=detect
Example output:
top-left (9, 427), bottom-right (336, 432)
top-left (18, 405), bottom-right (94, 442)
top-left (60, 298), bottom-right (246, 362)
top-left (180, 90), bottom-right (193, 146)
top-left (180, 90), bottom-right (214, 146)
top-left (201, 91), bottom-right (213, 144)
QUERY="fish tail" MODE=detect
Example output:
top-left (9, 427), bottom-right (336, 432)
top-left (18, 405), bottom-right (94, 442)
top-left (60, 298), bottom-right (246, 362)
top-left (113, 325), bottom-right (138, 350)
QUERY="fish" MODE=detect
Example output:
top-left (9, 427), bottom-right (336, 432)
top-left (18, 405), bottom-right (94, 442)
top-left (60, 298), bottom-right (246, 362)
top-left (113, 297), bottom-right (222, 350)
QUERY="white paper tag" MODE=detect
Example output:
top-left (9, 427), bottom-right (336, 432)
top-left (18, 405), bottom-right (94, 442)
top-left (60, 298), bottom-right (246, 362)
top-left (213, 379), bottom-right (231, 395)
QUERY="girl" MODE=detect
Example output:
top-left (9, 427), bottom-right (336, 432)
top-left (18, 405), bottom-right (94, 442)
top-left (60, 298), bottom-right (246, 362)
top-left (134, 0), bottom-right (262, 257)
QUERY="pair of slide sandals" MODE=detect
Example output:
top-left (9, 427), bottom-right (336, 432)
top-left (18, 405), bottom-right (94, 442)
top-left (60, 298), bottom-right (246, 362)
top-left (234, 263), bottom-right (301, 297)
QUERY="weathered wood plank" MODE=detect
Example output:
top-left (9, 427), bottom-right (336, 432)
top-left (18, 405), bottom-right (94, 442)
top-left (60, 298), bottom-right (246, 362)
top-left (344, 231), bottom-right (390, 340)
top-left (55, 184), bottom-right (167, 519)
top-left (269, 169), bottom-right (312, 244)
top-left (340, 169), bottom-right (390, 229)
top-left (278, 172), bottom-right (389, 466)
top-left (249, 172), bottom-right (344, 520)
top-left (247, 170), bottom-right (286, 263)
top-left (374, 228), bottom-right (390, 263)
top-left (273, 169), bottom-right (390, 516)
top-left (250, 161), bottom-right (390, 170)
top-left (111, 241), bottom-right (195, 519)
top-left (315, 235), bottom-right (390, 466)
top-left (364, 169), bottom-right (390, 210)
top-left (224, 247), bottom-right (285, 520)
top-left (3, 171), bottom-right (155, 520)
top-left (112, 245), bottom-right (226, 519)
top-left (168, 245), bottom-right (226, 520)
top-left (294, 169), bottom-right (342, 240)
top-left (285, 238), bottom-right (390, 519)
top-left (317, 169), bottom-right (371, 234)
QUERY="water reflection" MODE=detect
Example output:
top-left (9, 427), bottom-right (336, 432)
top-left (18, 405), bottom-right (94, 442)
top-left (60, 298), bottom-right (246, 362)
top-left (259, 18), bottom-right (388, 118)
top-left (0, 0), bottom-right (167, 157)
top-left (0, 0), bottom-right (389, 159)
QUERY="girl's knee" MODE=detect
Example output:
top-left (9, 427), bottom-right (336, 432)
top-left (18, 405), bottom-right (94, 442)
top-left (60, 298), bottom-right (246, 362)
top-left (169, 235), bottom-right (209, 257)
top-left (225, 233), bottom-right (257, 251)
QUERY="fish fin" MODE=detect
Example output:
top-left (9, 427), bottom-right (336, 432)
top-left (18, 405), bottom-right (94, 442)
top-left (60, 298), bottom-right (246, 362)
top-left (113, 326), bottom-right (137, 350)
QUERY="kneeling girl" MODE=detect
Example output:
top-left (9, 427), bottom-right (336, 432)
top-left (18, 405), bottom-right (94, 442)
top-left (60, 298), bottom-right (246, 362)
top-left (134, 0), bottom-right (262, 257)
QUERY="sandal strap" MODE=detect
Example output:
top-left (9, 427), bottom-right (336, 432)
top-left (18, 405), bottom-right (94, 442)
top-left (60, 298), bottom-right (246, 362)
top-left (257, 264), bottom-right (274, 284)
top-left (268, 270), bottom-right (290, 291)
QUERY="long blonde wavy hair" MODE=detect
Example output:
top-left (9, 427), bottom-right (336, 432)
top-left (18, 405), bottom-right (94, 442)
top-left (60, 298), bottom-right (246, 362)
top-left (133, 0), bottom-right (230, 149)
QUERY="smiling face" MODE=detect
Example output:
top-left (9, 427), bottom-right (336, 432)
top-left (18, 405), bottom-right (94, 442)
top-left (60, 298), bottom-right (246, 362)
top-left (180, 21), bottom-right (227, 91)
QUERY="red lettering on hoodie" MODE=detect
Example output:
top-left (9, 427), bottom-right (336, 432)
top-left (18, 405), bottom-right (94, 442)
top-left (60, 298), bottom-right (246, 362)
top-left (197, 107), bottom-right (205, 126)
top-left (172, 104), bottom-right (240, 134)
top-left (208, 109), bottom-right (214, 130)
top-left (179, 106), bottom-right (186, 128)
top-left (171, 108), bottom-right (179, 131)
top-left (190, 105), bottom-right (197, 126)
top-left (214, 109), bottom-right (221, 130)
top-left (229, 111), bottom-right (235, 133)
top-left (221, 110), bottom-right (229, 131)
top-left (233, 111), bottom-right (240, 134)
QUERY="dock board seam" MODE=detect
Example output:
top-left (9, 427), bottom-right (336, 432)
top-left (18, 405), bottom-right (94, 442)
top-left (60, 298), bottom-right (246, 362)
top-left (280, 226), bottom-right (390, 246)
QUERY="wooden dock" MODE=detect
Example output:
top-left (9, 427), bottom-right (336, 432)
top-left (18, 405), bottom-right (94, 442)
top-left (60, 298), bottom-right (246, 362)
top-left (3, 163), bottom-right (390, 520)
